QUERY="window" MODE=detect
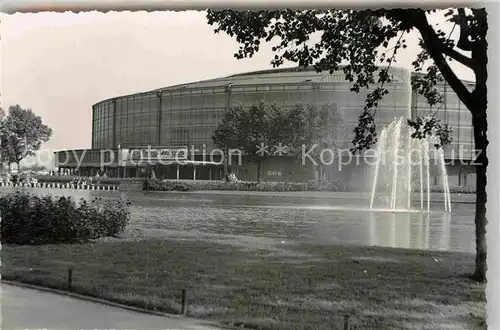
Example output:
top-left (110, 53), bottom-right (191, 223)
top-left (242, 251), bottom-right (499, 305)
top-left (197, 94), bottom-right (209, 108)
top-left (213, 93), bottom-right (227, 108)
top-left (181, 95), bottom-right (191, 110)
top-left (171, 95), bottom-right (181, 111)
top-left (459, 111), bottom-right (472, 126)
top-left (445, 110), bottom-right (460, 125)
top-left (149, 112), bottom-right (157, 126)
top-left (133, 113), bottom-right (142, 126)
top-left (243, 86), bottom-right (257, 92)
top-left (116, 102), bottom-right (124, 116)
top-left (118, 115), bottom-right (127, 128)
top-left (122, 99), bottom-right (132, 114)
top-left (131, 98), bottom-right (142, 113)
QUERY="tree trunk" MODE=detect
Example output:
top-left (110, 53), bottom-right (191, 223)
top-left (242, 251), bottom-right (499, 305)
top-left (223, 148), bottom-right (229, 177)
top-left (470, 112), bottom-right (488, 282)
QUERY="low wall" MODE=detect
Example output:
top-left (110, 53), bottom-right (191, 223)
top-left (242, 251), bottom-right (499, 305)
top-left (36, 175), bottom-right (120, 185)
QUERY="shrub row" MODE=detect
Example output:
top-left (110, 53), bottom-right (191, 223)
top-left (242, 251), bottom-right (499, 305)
top-left (306, 179), bottom-right (349, 192)
top-left (144, 179), bottom-right (348, 192)
top-left (144, 179), bottom-right (195, 191)
top-left (144, 179), bottom-right (476, 194)
top-left (0, 192), bottom-right (131, 245)
top-left (431, 185), bottom-right (476, 194)
top-left (36, 175), bottom-right (476, 194)
top-left (144, 179), bottom-right (307, 192)
top-left (410, 185), bottom-right (476, 194)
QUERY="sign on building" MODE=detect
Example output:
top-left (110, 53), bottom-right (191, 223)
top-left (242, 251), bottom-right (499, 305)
top-left (121, 147), bottom-right (189, 163)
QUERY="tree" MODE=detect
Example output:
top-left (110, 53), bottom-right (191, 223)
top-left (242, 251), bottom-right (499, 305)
top-left (20, 164), bottom-right (49, 172)
top-left (286, 103), bottom-right (346, 178)
top-left (206, 8), bottom-right (488, 282)
top-left (212, 101), bottom-right (345, 182)
top-left (1, 105), bottom-right (52, 170)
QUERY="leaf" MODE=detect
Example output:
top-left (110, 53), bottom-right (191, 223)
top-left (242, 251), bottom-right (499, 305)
top-left (206, 8), bottom-right (486, 153)
top-left (407, 115), bottom-right (453, 148)
top-left (0, 105), bottom-right (52, 165)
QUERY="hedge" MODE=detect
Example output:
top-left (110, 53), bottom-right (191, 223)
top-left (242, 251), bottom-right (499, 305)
top-left (0, 192), bottom-right (131, 245)
top-left (143, 179), bottom-right (475, 194)
top-left (144, 179), bottom-right (348, 192)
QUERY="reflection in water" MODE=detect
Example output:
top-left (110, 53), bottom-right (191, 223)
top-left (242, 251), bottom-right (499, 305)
top-left (424, 213), bottom-right (430, 250)
top-left (439, 212), bottom-right (452, 251)
top-left (369, 211), bottom-right (377, 246)
top-left (367, 211), bottom-right (452, 251)
top-left (1, 187), bottom-right (474, 253)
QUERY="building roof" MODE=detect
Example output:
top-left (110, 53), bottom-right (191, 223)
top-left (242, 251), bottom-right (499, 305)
top-left (150, 65), bottom-right (410, 91)
top-left (94, 65), bottom-right (475, 106)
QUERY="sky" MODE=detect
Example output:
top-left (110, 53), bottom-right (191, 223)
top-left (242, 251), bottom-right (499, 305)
top-left (1, 10), bottom-right (474, 155)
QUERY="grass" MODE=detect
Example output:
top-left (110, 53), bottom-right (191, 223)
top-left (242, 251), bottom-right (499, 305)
top-left (2, 239), bottom-right (486, 330)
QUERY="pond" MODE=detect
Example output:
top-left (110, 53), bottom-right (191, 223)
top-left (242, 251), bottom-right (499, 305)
top-left (2, 188), bottom-right (475, 253)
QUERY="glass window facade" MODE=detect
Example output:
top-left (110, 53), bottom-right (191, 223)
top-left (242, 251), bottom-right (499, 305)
top-left (91, 69), bottom-right (474, 163)
top-left (92, 95), bottom-right (159, 149)
top-left (92, 100), bottom-right (115, 149)
top-left (412, 84), bottom-right (474, 159)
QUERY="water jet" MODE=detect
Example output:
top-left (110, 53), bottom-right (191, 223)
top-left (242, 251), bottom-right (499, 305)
top-left (369, 117), bottom-right (451, 213)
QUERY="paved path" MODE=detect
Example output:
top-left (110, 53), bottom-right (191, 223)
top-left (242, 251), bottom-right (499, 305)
top-left (2, 284), bottom-right (223, 330)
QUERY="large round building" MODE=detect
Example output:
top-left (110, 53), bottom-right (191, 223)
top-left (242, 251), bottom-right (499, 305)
top-left (55, 66), bottom-right (476, 187)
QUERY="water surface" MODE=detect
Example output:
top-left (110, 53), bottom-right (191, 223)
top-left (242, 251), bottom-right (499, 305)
top-left (3, 188), bottom-right (475, 253)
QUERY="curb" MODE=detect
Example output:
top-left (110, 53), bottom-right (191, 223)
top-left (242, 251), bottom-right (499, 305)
top-left (1, 279), bottom-right (236, 330)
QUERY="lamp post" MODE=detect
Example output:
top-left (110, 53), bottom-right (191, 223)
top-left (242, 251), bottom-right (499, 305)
top-left (117, 143), bottom-right (121, 179)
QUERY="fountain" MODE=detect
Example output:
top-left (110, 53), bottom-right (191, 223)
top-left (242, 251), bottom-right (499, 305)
top-left (369, 117), bottom-right (451, 213)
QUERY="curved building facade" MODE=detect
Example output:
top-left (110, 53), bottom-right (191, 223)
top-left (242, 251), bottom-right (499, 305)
top-left (91, 66), bottom-right (413, 151)
top-left (56, 66), bottom-right (476, 186)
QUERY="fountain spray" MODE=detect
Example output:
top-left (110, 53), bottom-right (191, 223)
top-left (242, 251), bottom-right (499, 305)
top-left (390, 118), bottom-right (403, 211)
top-left (370, 129), bottom-right (387, 209)
top-left (419, 140), bottom-right (424, 210)
top-left (406, 126), bottom-right (412, 210)
top-left (369, 117), bottom-right (450, 214)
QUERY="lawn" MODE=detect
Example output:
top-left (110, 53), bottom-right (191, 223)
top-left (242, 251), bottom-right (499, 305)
top-left (2, 239), bottom-right (486, 330)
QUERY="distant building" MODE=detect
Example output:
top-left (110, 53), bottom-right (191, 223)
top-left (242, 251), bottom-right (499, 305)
top-left (55, 66), bottom-right (476, 187)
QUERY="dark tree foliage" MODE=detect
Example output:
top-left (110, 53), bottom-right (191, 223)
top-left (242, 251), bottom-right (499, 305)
top-left (0, 105), bottom-right (52, 169)
top-left (206, 8), bottom-right (488, 282)
top-left (212, 101), bottom-right (344, 182)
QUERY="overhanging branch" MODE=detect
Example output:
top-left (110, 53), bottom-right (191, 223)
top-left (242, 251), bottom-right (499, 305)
top-left (442, 46), bottom-right (474, 68)
top-left (456, 8), bottom-right (474, 51)
top-left (414, 11), bottom-right (472, 109)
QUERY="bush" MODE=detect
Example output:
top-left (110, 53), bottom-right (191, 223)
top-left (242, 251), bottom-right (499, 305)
top-left (145, 179), bottom-right (309, 192)
top-left (144, 179), bottom-right (195, 192)
top-left (0, 192), bottom-right (131, 245)
top-left (413, 185), bottom-right (476, 194)
top-left (306, 179), bottom-right (348, 192)
top-left (448, 186), bottom-right (475, 194)
top-left (144, 179), bottom-right (474, 194)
